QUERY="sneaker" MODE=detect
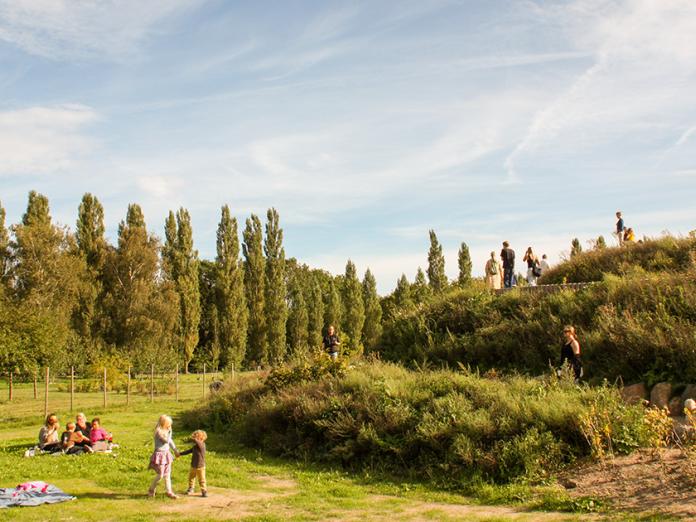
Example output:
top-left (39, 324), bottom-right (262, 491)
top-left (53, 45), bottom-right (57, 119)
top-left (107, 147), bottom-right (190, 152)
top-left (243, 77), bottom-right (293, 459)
top-left (186, 489), bottom-right (194, 496)
top-left (166, 492), bottom-right (179, 499)
top-left (201, 491), bottom-right (208, 498)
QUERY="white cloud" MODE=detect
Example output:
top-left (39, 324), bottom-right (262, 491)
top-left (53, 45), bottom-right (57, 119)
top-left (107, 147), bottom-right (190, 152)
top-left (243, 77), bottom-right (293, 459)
top-left (505, 0), bottom-right (696, 180)
top-left (0, 0), bottom-right (202, 61)
top-left (0, 104), bottom-right (97, 175)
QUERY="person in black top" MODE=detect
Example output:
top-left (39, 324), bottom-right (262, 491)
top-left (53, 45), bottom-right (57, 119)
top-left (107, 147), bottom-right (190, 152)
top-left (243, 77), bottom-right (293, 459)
top-left (74, 412), bottom-right (93, 450)
top-left (559, 325), bottom-right (582, 381)
top-left (500, 241), bottom-right (516, 288)
top-left (616, 211), bottom-right (625, 246)
top-left (180, 430), bottom-right (207, 497)
top-left (322, 325), bottom-right (340, 361)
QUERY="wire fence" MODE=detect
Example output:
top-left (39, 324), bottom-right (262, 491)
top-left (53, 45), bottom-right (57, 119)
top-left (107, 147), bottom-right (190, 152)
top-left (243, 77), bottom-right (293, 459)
top-left (0, 364), bottom-right (231, 420)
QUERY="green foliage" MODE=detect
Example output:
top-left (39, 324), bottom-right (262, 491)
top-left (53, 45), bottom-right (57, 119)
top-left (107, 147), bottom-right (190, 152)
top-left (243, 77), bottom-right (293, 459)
top-left (307, 278), bottom-right (325, 349)
top-left (196, 361), bottom-right (649, 485)
top-left (324, 278), bottom-right (342, 334)
top-left (243, 214), bottom-right (267, 367)
top-left (341, 260), bottom-right (365, 356)
top-left (457, 241), bottom-right (473, 286)
top-left (286, 272), bottom-right (309, 355)
top-left (379, 271), bottom-right (696, 384)
top-left (215, 205), bottom-right (248, 370)
top-left (541, 236), bottom-right (696, 284)
top-left (412, 267), bottom-right (432, 304)
top-left (361, 269), bottom-right (382, 351)
top-left (427, 230), bottom-right (447, 292)
top-left (570, 238), bottom-right (582, 258)
top-left (264, 208), bottom-right (287, 364)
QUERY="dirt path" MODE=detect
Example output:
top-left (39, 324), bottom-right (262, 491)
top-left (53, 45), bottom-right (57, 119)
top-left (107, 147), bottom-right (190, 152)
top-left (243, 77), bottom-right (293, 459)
top-left (161, 474), bottom-right (587, 521)
top-left (563, 448), bottom-right (696, 519)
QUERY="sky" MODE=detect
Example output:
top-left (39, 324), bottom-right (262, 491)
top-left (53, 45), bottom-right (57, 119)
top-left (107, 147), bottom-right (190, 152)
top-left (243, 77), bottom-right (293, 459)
top-left (0, 0), bottom-right (695, 294)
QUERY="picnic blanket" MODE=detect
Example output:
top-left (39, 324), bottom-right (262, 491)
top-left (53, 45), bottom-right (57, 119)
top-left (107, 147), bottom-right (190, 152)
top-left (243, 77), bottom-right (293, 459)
top-left (0, 482), bottom-right (75, 508)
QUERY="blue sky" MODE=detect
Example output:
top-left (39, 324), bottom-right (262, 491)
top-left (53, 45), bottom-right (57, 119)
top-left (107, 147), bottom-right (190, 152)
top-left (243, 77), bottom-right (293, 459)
top-left (1, 0), bottom-right (695, 293)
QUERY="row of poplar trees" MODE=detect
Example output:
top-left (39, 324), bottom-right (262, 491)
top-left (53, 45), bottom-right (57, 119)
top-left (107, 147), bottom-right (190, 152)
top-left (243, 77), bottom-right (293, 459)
top-left (0, 192), bottom-right (387, 374)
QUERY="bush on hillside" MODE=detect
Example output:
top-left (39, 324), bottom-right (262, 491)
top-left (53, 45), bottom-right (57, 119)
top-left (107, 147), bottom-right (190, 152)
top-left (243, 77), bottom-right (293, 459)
top-left (376, 270), bottom-right (696, 385)
top-left (188, 360), bottom-right (654, 485)
top-left (539, 236), bottom-right (696, 284)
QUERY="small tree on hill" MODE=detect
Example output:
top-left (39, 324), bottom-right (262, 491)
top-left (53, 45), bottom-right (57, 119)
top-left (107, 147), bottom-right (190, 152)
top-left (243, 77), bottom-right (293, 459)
top-left (361, 269), bottom-right (382, 350)
top-left (457, 241), bottom-right (472, 286)
top-left (427, 230), bottom-right (447, 292)
top-left (595, 235), bottom-right (607, 249)
top-left (341, 260), bottom-right (365, 355)
top-left (570, 238), bottom-right (583, 258)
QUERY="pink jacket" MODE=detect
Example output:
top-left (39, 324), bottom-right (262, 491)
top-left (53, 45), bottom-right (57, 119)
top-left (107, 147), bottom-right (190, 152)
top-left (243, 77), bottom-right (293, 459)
top-left (89, 427), bottom-right (111, 443)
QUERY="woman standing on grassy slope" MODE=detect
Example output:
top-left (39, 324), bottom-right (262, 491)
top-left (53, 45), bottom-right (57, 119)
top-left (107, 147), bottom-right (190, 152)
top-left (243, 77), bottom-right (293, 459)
top-left (559, 326), bottom-right (583, 382)
top-left (148, 415), bottom-right (180, 499)
top-left (484, 251), bottom-right (501, 289)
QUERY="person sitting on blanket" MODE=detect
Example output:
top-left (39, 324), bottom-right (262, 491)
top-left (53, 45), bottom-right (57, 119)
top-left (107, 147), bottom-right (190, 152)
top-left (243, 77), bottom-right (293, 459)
top-left (89, 418), bottom-right (114, 451)
top-left (74, 413), bottom-right (93, 450)
top-left (38, 414), bottom-right (62, 453)
top-left (61, 422), bottom-right (93, 455)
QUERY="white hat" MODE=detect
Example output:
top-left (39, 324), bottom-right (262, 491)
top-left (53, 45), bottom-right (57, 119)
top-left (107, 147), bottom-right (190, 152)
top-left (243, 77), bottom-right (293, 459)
top-left (685, 398), bottom-right (696, 413)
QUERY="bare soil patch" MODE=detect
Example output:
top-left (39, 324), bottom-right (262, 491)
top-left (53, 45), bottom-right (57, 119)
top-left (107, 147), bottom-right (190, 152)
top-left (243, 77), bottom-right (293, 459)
top-left (563, 448), bottom-right (696, 519)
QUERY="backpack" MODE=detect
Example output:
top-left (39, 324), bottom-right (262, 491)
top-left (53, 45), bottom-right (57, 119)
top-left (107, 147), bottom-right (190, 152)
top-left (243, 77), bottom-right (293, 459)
top-left (488, 259), bottom-right (498, 276)
top-left (532, 261), bottom-right (542, 278)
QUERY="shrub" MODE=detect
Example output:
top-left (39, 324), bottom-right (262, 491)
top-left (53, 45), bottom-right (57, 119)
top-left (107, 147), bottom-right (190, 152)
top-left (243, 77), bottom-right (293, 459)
top-left (189, 360), bottom-right (649, 486)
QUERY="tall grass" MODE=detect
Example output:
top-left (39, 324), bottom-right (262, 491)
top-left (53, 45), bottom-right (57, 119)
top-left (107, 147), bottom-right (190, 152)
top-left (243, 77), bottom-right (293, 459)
top-left (189, 359), bottom-right (653, 486)
top-left (377, 268), bottom-right (696, 385)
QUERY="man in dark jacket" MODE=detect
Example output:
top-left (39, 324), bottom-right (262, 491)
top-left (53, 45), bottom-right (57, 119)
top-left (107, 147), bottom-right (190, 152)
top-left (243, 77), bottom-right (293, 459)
top-left (322, 325), bottom-right (340, 361)
top-left (500, 241), bottom-right (516, 288)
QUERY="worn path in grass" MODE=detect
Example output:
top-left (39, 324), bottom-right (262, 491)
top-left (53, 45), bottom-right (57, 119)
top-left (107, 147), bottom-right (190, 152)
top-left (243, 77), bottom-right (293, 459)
top-left (0, 383), bottom-right (623, 521)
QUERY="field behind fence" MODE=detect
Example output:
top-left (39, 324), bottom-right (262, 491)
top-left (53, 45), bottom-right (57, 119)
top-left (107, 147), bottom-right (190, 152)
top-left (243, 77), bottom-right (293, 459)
top-left (0, 366), bottom-right (228, 423)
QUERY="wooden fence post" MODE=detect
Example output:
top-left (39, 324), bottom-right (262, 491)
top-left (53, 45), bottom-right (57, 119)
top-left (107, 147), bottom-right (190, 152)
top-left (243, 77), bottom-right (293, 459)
top-left (70, 366), bottom-right (74, 412)
top-left (150, 364), bottom-right (154, 403)
top-left (44, 367), bottom-right (49, 418)
top-left (103, 367), bottom-right (107, 408)
top-left (33, 370), bottom-right (37, 399)
top-left (202, 363), bottom-right (206, 399)
top-left (8, 372), bottom-right (12, 401)
top-left (175, 365), bottom-right (179, 402)
top-left (126, 366), bottom-right (131, 406)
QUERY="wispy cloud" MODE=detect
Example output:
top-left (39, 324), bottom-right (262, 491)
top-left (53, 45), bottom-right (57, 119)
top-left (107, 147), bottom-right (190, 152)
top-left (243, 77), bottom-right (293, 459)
top-left (0, 0), bottom-right (203, 61)
top-left (0, 104), bottom-right (97, 175)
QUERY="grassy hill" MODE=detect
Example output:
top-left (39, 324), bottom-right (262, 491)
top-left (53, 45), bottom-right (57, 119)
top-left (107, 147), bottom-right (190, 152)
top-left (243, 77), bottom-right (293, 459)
top-left (376, 236), bottom-right (696, 385)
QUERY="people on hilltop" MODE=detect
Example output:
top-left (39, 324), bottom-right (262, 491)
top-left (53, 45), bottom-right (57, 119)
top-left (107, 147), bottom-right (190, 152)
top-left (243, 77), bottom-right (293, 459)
top-left (559, 326), bottom-right (583, 382)
top-left (322, 325), bottom-right (341, 361)
top-left (615, 211), bottom-right (625, 246)
top-left (500, 241), bottom-right (516, 288)
top-left (523, 247), bottom-right (541, 286)
top-left (484, 251), bottom-right (501, 289)
top-left (38, 413), bottom-right (62, 453)
top-left (539, 254), bottom-right (550, 277)
top-left (623, 227), bottom-right (636, 243)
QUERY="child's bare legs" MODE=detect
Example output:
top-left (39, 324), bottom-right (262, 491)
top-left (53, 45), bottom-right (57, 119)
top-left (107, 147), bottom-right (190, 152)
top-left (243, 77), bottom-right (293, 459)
top-left (149, 472), bottom-right (175, 497)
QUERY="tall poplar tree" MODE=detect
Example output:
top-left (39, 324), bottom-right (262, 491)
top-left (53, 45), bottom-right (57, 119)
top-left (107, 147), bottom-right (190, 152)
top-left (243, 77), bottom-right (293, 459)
top-left (361, 269), bottom-right (382, 350)
top-left (103, 204), bottom-right (178, 366)
top-left (307, 277), bottom-right (325, 349)
top-left (215, 205), bottom-right (248, 370)
top-left (571, 238), bottom-right (582, 258)
top-left (242, 214), bottom-right (266, 366)
top-left (75, 193), bottom-right (107, 342)
top-left (264, 208), bottom-right (287, 365)
top-left (427, 230), bottom-right (447, 292)
top-left (286, 273), bottom-right (308, 355)
top-left (457, 241), bottom-right (472, 286)
top-left (0, 201), bottom-right (9, 285)
top-left (341, 260), bottom-right (365, 355)
top-left (324, 278), bottom-right (341, 334)
top-left (412, 267), bottom-right (431, 303)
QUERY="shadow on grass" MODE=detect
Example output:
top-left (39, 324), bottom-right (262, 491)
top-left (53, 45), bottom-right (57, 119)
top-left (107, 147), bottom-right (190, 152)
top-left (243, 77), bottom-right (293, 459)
top-left (73, 492), bottom-right (147, 500)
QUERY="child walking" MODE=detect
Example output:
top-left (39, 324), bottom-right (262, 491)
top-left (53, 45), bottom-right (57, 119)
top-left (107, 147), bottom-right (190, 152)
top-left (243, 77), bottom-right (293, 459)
top-left (148, 414), bottom-right (180, 499)
top-left (180, 430), bottom-right (208, 497)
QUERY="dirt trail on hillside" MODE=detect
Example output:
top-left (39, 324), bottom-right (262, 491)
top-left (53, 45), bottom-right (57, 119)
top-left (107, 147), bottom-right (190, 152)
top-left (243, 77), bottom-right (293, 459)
top-left (160, 473), bottom-right (587, 521)
top-left (563, 448), bottom-right (696, 519)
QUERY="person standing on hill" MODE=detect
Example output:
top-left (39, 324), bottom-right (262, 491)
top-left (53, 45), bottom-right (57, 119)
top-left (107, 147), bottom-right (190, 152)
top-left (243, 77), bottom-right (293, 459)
top-left (615, 211), bottom-right (625, 246)
top-left (484, 251), bottom-right (501, 289)
top-left (500, 241), bottom-right (515, 288)
top-left (523, 247), bottom-right (540, 286)
top-left (539, 254), bottom-right (550, 276)
top-left (322, 325), bottom-right (340, 361)
top-left (559, 326), bottom-right (582, 382)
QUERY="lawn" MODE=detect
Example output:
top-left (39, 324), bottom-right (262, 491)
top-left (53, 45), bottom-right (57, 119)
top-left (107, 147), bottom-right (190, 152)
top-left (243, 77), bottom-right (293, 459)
top-left (0, 376), bottom-right (661, 521)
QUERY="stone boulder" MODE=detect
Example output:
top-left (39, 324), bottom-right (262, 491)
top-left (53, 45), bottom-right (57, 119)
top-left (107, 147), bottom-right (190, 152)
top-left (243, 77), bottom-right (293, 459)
top-left (209, 380), bottom-right (224, 393)
top-left (668, 396), bottom-right (684, 417)
top-left (650, 382), bottom-right (672, 409)
top-left (621, 383), bottom-right (648, 405)
top-left (681, 384), bottom-right (696, 402)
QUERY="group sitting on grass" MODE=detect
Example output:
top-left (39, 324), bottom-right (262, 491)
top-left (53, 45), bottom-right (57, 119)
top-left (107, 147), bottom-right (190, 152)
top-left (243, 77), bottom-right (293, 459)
top-left (33, 412), bottom-right (117, 456)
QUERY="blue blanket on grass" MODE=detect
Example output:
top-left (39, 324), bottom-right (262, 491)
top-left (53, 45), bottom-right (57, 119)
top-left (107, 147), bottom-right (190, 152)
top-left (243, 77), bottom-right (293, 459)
top-left (0, 485), bottom-right (75, 508)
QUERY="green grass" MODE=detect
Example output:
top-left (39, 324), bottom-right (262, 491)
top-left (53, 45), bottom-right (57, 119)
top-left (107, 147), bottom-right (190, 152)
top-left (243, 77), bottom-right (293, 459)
top-left (0, 378), bottom-right (642, 521)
